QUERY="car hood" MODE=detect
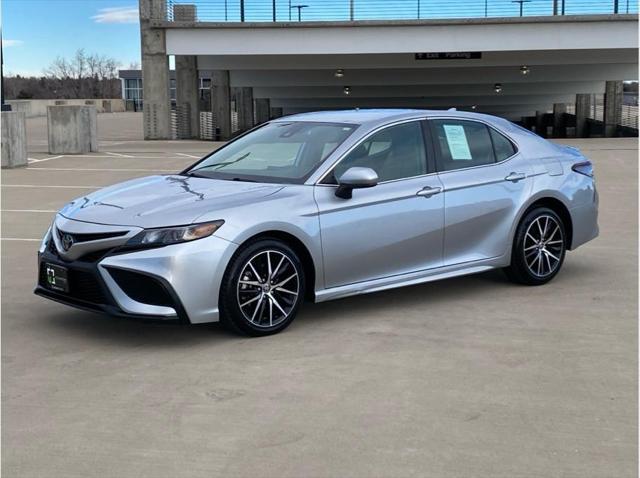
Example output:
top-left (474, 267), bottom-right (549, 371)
top-left (59, 175), bottom-right (284, 228)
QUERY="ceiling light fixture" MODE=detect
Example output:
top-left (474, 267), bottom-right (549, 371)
top-left (494, 83), bottom-right (503, 94)
top-left (335, 69), bottom-right (345, 78)
top-left (343, 86), bottom-right (351, 95)
top-left (520, 65), bottom-right (530, 75)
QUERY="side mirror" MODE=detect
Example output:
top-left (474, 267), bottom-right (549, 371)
top-left (335, 167), bottom-right (379, 199)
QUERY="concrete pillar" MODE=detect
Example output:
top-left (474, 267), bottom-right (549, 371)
top-left (47, 106), bottom-right (98, 154)
top-left (175, 56), bottom-right (200, 139)
top-left (211, 70), bottom-right (231, 140)
top-left (270, 107), bottom-right (284, 119)
top-left (255, 98), bottom-right (271, 124)
top-left (1, 111), bottom-right (27, 168)
top-left (140, 0), bottom-right (171, 139)
top-left (235, 87), bottom-right (254, 132)
top-left (535, 111), bottom-right (547, 137)
top-left (520, 116), bottom-right (534, 131)
top-left (575, 94), bottom-right (592, 138)
top-left (604, 80), bottom-right (623, 138)
top-left (552, 103), bottom-right (567, 138)
top-left (173, 4), bottom-right (199, 139)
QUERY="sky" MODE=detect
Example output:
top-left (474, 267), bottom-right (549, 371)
top-left (2, 0), bottom-right (142, 76)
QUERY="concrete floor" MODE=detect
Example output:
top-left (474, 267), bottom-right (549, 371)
top-left (1, 122), bottom-right (638, 477)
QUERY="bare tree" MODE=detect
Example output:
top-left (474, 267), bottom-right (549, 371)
top-left (6, 49), bottom-right (125, 100)
top-left (32, 49), bottom-right (122, 99)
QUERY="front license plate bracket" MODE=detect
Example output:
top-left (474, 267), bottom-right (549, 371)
top-left (44, 263), bottom-right (69, 293)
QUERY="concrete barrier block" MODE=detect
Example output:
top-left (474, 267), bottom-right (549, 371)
top-left (47, 105), bottom-right (98, 154)
top-left (1, 111), bottom-right (28, 169)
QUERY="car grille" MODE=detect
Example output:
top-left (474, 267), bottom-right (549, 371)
top-left (78, 249), bottom-right (113, 263)
top-left (39, 263), bottom-right (109, 305)
top-left (47, 238), bottom-right (112, 263)
top-left (56, 229), bottom-right (128, 244)
top-left (47, 238), bottom-right (58, 255)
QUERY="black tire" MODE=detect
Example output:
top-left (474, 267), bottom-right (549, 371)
top-left (219, 239), bottom-right (305, 336)
top-left (504, 207), bottom-right (567, 286)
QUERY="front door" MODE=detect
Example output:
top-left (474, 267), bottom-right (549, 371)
top-left (314, 120), bottom-right (445, 288)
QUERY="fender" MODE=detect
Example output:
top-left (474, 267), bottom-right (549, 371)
top-left (506, 189), bottom-right (573, 257)
top-left (220, 220), bottom-right (326, 292)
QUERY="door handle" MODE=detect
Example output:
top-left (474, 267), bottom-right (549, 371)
top-left (505, 172), bottom-right (526, 182)
top-left (416, 186), bottom-right (442, 198)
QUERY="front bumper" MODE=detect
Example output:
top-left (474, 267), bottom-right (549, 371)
top-left (36, 234), bottom-right (238, 324)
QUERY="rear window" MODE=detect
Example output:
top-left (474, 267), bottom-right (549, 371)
top-left (431, 119), bottom-right (495, 171)
top-left (490, 128), bottom-right (517, 161)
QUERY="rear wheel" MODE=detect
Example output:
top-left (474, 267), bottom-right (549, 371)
top-left (504, 207), bottom-right (567, 285)
top-left (220, 239), bottom-right (305, 336)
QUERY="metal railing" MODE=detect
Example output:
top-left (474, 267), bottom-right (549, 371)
top-left (565, 98), bottom-right (638, 130)
top-left (621, 104), bottom-right (639, 129)
top-left (171, 109), bottom-right (241, 140)
top-left (166, 0), bottom-right (637, 22)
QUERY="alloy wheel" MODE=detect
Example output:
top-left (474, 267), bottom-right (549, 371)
top-left (523, 215), bottom-right (565, 278)
top-left (236, 250), bottom-right (300, 328)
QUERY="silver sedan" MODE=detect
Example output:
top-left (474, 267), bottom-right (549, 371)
top-left (36, 109), bottom-right (599, 336)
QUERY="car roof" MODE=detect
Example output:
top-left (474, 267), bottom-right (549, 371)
top-left (273, 109), bottom-right (423, 124)
top-left (272, 109), bottom-right (509, 129)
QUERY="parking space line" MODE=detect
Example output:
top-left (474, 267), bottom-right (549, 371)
top-left (28, 155), bottom-right (63, 163)
top-left (105, 152), bottom-right (135, 158)
top-left (26, 167), bottom-right (176, 172)
top-left (2, 209), bottom-right (57, 213)
top-left (55, 155), bottom-right (107, 158)
top-left (176, 153), bottom-right (201, 159)
top-left (1, 238), bottom-right (40, 242)
top-left (2, 184), bottom-right (98, 189)
top-left (28, 155), bottom-right (194, 160)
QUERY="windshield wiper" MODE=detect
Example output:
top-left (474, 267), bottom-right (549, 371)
top-left (189, 152), bottom-right (253, 175)
top-left (183, 171), bottom-right (209, 178)
top-left (231, 177), bottom-right (257, 182)
top-left (210, 152), bottom-right (252, 171)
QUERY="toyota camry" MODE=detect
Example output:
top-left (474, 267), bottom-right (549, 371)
top-left (36, 109), bottom-right (598, 336)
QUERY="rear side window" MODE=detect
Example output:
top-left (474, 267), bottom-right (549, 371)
top-left (490, 128), bottom-right (517, 161)
top-left (431, 119), bottom-right (495, 172)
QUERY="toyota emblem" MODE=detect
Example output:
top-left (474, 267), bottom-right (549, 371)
top-left (61, 234), bottom-right (74, 251)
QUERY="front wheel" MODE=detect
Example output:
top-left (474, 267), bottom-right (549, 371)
top-left (219, 239), bottom-right (305, 336)
top-left (504, 207), bottom-right (567, 285)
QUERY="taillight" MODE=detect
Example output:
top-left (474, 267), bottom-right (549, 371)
top-left (572, 161), bottom-right (594, 178)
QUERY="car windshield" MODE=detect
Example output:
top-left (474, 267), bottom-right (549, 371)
top-left (184, 121), bottom-right (358, 184)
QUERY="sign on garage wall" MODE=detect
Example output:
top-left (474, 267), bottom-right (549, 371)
top-left (415, 52), bottom-right (482, 60)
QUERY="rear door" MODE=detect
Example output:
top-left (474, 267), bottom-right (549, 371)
top-left (428, 118), bottom-right (533, 265)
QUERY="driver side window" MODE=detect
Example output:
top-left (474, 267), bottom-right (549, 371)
top-left (325, 121), bottom-right (427, 184)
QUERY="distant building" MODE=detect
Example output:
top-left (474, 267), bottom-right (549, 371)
top-left (119, 70), bottom-right (214, 111)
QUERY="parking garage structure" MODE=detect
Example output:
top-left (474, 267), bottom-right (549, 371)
top-left (138, 0), bottom-right (639, 140)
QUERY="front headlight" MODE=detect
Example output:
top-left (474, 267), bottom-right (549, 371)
top-left (125, 220), bottom-right (224, 248)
